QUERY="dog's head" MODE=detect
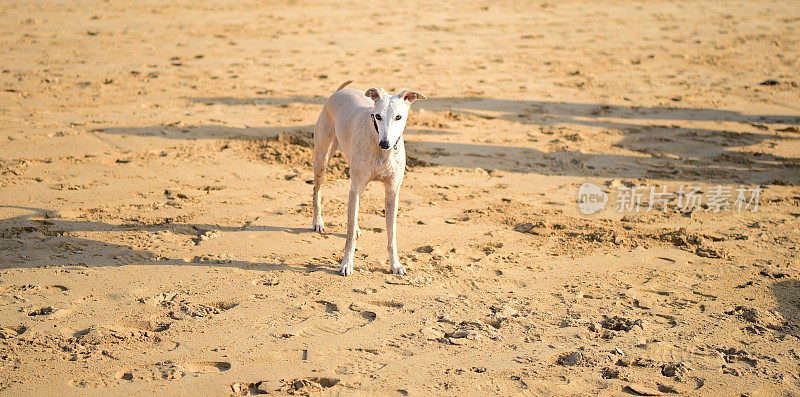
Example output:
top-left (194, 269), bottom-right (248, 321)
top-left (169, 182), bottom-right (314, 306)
top-left (365, 88), bottom-right (427, 150)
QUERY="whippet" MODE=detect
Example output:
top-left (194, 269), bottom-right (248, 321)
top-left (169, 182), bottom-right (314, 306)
top-left (312, 81), bottom-right (427, 276)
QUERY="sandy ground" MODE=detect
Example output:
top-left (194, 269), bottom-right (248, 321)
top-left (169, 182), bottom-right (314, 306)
top-left (1, 0), bottom-right (800, 395)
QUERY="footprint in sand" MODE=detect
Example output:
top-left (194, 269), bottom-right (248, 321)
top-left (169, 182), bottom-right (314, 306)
top-left (182, 361), bottom-right (232, 373)
top-left (74, 324), bottom-right (158, 345)
top-left (278, 300), bottom-right (375, 338)
top-left (231, 377), bottom-right (341, 395)
top-left (140, 292), bottom-right (238, 320)
top-left (27, 306), bottom-right (54, 316)
top-left (361, 311), bottom-right (377, 321)
top-left (277, 377), bottom-right (340, 394)
top-left (69, 378), bottom-right (108, 389)
top-left (316, 300), bottom-right (339, 313)
top-left (0, 284), bottom-right (71, 294)
top-left (370, 300), bottom-right (405, 309)
top-left (115, 361), bottom-right (230, 382)
top-left (335, 349), bottom-right (388, 375)
top-left (120, 318), bottom-right (172, 333)
top-left (0, 325), bottom-right (27, 338)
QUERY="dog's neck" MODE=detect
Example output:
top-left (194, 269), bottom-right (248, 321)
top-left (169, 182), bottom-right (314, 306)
top-left (369, 137), bottom-right (405, 172)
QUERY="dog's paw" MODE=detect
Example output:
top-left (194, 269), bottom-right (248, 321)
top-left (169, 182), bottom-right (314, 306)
top-left (391, 265), bottom-right (406, 276)
top-left (312, 218), bottom-right (325, 233)
top-left (339, 259), bottom-right (354, 276)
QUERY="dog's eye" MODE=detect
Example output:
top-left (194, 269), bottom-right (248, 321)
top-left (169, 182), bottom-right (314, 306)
top-left (395, 115), bottom-right (402, 120)
top-left (374, 114), bottom-right (382, 121)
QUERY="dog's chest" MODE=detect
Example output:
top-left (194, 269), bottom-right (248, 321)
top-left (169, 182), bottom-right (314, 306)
top-left (370, 146), bottom-right (405, 182)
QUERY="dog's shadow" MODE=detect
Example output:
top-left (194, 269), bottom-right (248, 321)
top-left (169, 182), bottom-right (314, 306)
top-left (0, 206), bottom-right (343, 274)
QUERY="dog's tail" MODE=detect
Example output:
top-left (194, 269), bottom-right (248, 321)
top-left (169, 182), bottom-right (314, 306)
top-left (336, 80), bottom-right (353, 91)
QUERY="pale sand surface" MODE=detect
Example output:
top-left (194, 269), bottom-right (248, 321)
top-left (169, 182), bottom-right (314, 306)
top-left (1, 0), bottom-right (799, 395)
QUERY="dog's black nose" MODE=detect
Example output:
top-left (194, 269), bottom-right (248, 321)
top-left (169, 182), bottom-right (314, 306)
top-left (379, 140), bottom-right (390, 150)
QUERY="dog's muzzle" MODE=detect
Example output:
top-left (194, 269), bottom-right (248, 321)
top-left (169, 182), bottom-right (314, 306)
top-left (372, 114), bottom-right (392, 150)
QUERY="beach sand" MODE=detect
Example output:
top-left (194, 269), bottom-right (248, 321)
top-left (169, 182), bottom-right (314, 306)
top-left (1, 0), bottom-right (799, 395)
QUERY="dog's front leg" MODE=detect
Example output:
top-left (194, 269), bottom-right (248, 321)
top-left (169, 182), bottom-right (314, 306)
top-left (340, 179), bottom-right (366, 276)
top-left (385, 182), bottom-right (405, 275)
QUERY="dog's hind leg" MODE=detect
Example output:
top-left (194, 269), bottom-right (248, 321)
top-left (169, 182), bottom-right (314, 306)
top-left (312, 107), bottom-right (337, 233)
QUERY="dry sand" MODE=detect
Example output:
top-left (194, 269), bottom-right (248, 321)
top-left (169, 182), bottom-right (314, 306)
top-left (1, 0), bottom-right (800, 395)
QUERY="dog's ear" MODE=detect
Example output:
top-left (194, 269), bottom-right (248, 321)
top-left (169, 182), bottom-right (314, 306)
top-left (365, 88), bottom-right (387, 102)
top-left (401, 90), bottom-right (427, 104)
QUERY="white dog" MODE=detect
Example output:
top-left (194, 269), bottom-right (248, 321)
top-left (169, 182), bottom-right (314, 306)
top-left (312, 81), bottom-right (426, 276)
